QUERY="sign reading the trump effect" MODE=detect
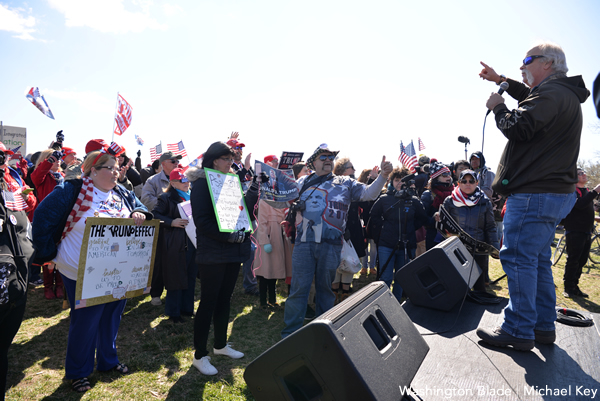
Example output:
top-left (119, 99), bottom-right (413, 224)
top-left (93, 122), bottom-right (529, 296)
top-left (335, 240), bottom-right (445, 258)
top-left (75, 217), bottom-right (160, 309)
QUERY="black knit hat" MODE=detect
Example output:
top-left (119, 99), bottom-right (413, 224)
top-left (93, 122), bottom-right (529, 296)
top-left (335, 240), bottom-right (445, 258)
top-left (201, 141), bottom-right (234, 169)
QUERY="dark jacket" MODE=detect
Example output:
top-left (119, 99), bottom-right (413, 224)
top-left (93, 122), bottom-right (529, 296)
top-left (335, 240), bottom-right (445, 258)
top-left (32, 179), bottom-right (151, 264)
top-left (369, 189), bottom-right (430, 250)
top-left (562, 187), bottom-right (598, 233)
top-left (0, 199), bottom-right (34, 307)
top-left (188, 167), bottom-right (258, 265)
top-left (442, 194), bottom-right (499, 253)
top-left (491, 75), bottom-right (590, 196)
top-left (152, 188), bottom-right (195, 290)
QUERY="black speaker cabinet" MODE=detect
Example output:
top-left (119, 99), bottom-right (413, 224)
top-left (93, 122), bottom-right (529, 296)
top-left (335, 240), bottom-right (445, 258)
top-left (244, 281), bottom-right (429, 401)
top-left (396, 236), bottom-right (481, 311)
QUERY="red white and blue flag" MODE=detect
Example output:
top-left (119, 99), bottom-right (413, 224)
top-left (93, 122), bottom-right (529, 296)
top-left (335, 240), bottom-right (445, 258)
top-left (399, 140), bottom-right (418, 173)
top-left (167, 141), bottom-right (188, 158)
top-left (418, 137), bottom-right (426, 151)
top-left (114, 94), bottom-right (132, 136)
top-left (150, 143), bottom-right (162, 162)
top-left (3, 189), bottom-right (27, 211)
top-left (25, 87), bottom-right (55, 119)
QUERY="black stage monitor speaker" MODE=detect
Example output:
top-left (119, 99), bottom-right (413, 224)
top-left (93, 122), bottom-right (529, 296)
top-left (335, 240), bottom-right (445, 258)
top-left (396, 236), bottom-right (481, 312)
top-left (244, 281), bottom-right (429, 401)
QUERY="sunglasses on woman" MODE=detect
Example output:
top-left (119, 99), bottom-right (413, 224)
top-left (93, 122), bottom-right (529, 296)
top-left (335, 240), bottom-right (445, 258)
top-left (460, 179), bottom-right (476, 184)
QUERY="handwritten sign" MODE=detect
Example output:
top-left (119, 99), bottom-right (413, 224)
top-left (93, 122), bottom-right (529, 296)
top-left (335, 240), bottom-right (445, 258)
top-left (205, 168), bottom-right (253, 232)
top-left (75, 217), bottom-right (160, 309)
top-left (177, 200), bottom-right (197, 246)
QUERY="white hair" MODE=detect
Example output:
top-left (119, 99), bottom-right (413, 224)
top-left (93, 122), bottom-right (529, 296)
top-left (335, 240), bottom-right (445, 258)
top-left (535, 41), bottom-right (568, 74)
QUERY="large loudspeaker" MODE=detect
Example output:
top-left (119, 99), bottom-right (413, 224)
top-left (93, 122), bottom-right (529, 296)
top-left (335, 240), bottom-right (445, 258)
top-left (244, 281), bottom-right (429, 401)
top-left (396, 236), bottom-right (481, 312)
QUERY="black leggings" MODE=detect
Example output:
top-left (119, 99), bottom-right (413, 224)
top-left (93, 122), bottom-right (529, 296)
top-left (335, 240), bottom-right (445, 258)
top-left (258, 276), bottom-right (277, 306)
top-left (194, 263), bottom-right (240, 359)
top-left (0, 298), bottom-right (27, 400)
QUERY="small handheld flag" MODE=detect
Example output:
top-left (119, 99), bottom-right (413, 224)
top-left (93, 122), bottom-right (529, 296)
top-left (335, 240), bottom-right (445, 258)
top-left (25, 87), bottom-right (55, 119)
top-left (114, 94), bottom-right (133, 136)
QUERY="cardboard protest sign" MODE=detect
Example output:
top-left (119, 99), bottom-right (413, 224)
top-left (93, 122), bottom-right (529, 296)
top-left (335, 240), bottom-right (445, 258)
top-left (254, 161), bottom-right (299, 202)
top-left (177, 200), bottom-right (197, 246)
top-left (278, 151), bottom-right (304, 169)
top-left (435, 206), bottom-right (499, 258)
top-left (205, 168), bottom-right (253, 232)
top-left (75, 217), bottom-right (160, 309)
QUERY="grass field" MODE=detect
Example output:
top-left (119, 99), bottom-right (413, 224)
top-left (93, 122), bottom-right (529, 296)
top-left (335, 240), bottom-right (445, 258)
top-left (5, 237), bottom-right (600, 400)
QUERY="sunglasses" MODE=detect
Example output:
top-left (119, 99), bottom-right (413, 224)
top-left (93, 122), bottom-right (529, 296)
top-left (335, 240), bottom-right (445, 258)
top-left (346, 165), bottom-right (355, 170)
top-left (319, 154), bottom-right (336, 161)
top-left (168, 159), bottom-right (180, 164)
top-left (174, 178), bottom-right (189, 183)
top-left (233, 146), bottom-right (243, 151)
top-left (578, 171), bottom-right (586, 176)
top-left (441, 172), bottom-right (451, 177)
top-left (97, 165), bottom-right (120, 173)
top-left (523, 55), bottom-right (545, 65)
top-left (219, 157), bottom-right (234, 163)
top-left (460, 179), bottom-right (476, 184)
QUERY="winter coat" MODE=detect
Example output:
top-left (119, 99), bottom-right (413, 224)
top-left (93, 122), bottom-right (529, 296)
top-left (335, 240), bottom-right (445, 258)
top-left (253, 200), bottom-right (292, 280)
top-left (141, 171), bottom-right (169, 211)
top-left (152, 188), bottom-right (195, 290)
top-left (441, 194), bottom-right (499, 253)
top-left (370, 189), bottom-right (430, 250)
top-left (187, 167), bottom-right (258, 265)
top-left (32, 179), bottom-right (151, 264)
top-left (30, 159), bottom-right (64, 203)
top-left (491, 75), bottom-right (590, 196)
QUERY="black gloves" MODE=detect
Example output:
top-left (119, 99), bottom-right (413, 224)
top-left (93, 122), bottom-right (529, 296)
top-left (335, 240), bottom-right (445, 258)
top-left (227, 229), bottom-right (250, 244)
top-left (137, 150), bottom-right (141, 157)
top-left (47, 150), bottom-right (64, 164)
top-left (253, 172), bottom-right (269, 184)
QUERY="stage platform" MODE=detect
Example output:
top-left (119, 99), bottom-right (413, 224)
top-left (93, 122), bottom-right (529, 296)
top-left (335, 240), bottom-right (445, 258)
top-left (403, 299), bottom-right (600, 401)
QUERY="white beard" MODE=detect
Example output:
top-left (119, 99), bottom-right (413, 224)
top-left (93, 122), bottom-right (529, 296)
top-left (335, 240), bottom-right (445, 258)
top-left (523, 69), bottom-right (534, 86)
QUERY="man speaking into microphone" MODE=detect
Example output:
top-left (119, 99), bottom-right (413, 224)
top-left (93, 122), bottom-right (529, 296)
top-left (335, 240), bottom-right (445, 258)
top-left (475, 42), bottom-right (589, 350)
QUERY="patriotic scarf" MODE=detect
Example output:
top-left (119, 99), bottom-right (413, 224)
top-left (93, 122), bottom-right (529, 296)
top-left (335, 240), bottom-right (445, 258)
top-left (61, 175), bottom-right (94, 239)
top-left (452, 186), bottom-right (484, 207)
top-left (431, 183), bottom-right (454, 210)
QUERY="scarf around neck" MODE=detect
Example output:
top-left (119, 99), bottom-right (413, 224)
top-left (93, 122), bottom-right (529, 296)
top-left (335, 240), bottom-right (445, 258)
top-left (452, 186), bottom-right (484, 207)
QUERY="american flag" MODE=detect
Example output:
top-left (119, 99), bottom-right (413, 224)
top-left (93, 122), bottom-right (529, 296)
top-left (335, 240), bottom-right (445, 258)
top-left (25, 87), bottom-right (55, 120)
top-left (114, 94), bottom-right (133, 136)
top-left (167, 141), bottom-right (188, 158)
top-left (418, 137), bottom-right (426, 151)
top-left (399, 140), bottom-right (418, 173)
top-left (3, 189), bottom-right (27, 211)
top-left (150, 143), bottom-right (162, 162)
top-left (135, 134), bottom-right (144, 146)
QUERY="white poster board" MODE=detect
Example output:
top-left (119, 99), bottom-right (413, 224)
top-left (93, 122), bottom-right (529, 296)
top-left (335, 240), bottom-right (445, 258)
top-left (75, 217), bottom-right (160, 309)
top-left (205, 168), bottom-right (253, 232)
top-left (177, 200), bottom-right (197, 246)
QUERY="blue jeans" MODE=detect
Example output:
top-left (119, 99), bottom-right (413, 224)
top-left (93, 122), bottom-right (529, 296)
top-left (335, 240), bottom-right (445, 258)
top-left (500, 192), bottom-right (576, 339)
top-left (378, 246), bottom-right (414, 302)
top-left (282, 241), bottom-right (342, 338)
top-left (242, 242), bottom-right (258, 293)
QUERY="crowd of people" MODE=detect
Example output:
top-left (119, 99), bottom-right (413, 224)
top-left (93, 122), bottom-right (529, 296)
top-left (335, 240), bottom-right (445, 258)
top-left (1, 40), bottom-right (599, 397)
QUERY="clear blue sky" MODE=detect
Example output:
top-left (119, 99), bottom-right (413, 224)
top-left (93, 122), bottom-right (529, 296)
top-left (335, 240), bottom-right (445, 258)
top-left (1, 0), bottom-right (599, 172)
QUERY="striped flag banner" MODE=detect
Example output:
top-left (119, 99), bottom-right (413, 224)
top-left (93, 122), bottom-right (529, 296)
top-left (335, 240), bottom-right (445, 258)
top-left (114, 94), bottom-right (133, 136)
top-left (399, 140), bottom-right (418, 173)
top-left (3, 189), bottom-right (27, 211)
top-left (150, 143), bottom-right (162, 162)
top-left (25, 87), bottom-right (55, 119)
top-left (418, 137), bottom-right (426, 151)
top-left (167, 141), bottom-right (188, 158)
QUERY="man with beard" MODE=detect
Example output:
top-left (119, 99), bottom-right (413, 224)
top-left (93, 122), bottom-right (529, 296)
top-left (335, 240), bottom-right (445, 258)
top-left (476, 42), bottom-right (590, 350)
top-left (281, 144), bottom-right (392, 338)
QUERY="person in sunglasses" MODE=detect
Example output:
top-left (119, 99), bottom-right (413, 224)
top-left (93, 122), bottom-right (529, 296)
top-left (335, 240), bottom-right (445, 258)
top-left (438, 170), bottom-right (498, 293)
top-left (477, 42), bottom-right (590, 350)
top-left (421, 161), bottom-right (454, 251)
top-left (141, 150), bottom-right (182, 306)
top-left (281, 144), bottom-right (393, 338)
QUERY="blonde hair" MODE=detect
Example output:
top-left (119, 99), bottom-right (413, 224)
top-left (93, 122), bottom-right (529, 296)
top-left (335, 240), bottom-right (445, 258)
top-left (82, 152), bottom-right (116, 177)
top-left (35, 149), bottom-right (61, 170)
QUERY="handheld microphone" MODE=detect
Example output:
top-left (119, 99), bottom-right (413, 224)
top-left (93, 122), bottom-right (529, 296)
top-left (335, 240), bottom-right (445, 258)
top-left (486, 81), bottom-right (509, 116)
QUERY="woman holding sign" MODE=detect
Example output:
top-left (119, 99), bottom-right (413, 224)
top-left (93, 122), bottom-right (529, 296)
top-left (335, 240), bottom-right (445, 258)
top-left (187, 141), bottom-right (260, 376)
top-left (32, 142), bottom-right (151, 393)
top-left (152, 168), bottom-right (197, 323)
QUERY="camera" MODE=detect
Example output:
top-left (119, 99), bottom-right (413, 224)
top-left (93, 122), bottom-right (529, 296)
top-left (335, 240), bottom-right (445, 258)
top-left (395, 179), bottom-right (417, 199)
top-left (290, 199), bottom-right (306, 212)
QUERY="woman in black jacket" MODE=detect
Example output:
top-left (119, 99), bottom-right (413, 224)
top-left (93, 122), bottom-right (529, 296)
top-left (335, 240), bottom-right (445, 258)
top-left (187, 142), bottom-right (259, 376)
top-left (152, 168), bottom-right (196, 323)
top-left (369, 167), bottom-right (429, 302)
top-left (438, 169), bottom-right (499, 291)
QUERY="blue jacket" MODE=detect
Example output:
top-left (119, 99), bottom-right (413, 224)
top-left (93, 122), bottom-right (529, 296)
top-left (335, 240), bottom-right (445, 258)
top-left (32, 179), bottom-right (150, 264)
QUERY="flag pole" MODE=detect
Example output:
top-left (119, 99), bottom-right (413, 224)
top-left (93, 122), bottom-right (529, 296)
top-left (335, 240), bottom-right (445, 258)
top-left (182, 140), bottom-right (191, 164)
top-left (111, 92), bottom-right (119, 142)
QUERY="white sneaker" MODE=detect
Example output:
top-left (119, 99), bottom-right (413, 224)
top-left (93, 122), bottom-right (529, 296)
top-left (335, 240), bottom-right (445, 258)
top-left (213, 344), bottom-right (244, 359)
top-left (150, 297), bottom-right (162, 306)
top-left (192, 356), bottom-right (218, 375)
